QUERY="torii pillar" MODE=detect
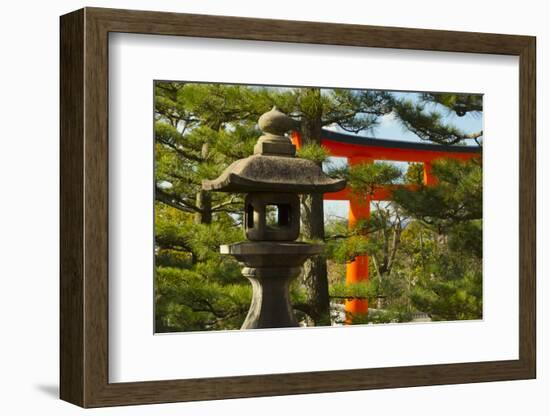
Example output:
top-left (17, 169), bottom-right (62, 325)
top-left (345, 156), bottom-right (371, 317)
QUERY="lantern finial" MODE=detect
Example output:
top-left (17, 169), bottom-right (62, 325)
top-left (258, 106), bottom-right (296, 136)
top-left (254, 107), bottom-right (297, 156)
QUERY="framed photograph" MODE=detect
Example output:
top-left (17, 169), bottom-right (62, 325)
top-left (60, 7), bottom-right (536, 408)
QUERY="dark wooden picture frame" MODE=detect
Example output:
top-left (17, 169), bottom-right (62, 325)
top-left (60, 7), bottom-right (536, 408)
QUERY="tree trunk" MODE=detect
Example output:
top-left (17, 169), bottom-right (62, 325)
top-left (194, 190), bottom-right (212, 224)
top-left (301, 193), bottom-right (330, 325)
top-left (195, 142), bottom-right (212, 225)
top-left (299, 89), bottom-right (331, 325)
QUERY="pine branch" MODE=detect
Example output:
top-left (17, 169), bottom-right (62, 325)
top-left (212, 196), bottom-right (240, 211)
top-left (156, 187), bottom-right (201, 213)
top-left (158, 139), bottom-right (203, 162)
top-left (329, 295), bottom-right (369, 300)
top-left (334, 120), bottom-right (371, 134)
top-left (464, 130), bottom-right (483, 140)
top-left (325, 234), bottom-right (352, 241)
top-left (154, 237), bottom-right (193, 253)
top-left (393, 100), bottom-right (482, 145)
top-left (323, 108), bottom-right (382, 126)
top-left (292, 302), bottom-right (313, 317)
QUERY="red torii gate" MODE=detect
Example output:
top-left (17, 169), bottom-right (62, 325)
top-left (291, 129), bottom-right (481, 318)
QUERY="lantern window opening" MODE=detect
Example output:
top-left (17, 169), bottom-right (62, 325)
top-left (246, 204), bottom-right (255, 228)
top-left (265, 203), bottom-right (292, 229)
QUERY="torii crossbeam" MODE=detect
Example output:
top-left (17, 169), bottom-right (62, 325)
top-left (291, 129), bottom-right (481, 320)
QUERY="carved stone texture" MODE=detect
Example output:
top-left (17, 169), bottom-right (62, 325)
top-left (201, 153), bottom-right (345, 193)
top-left (258, 106), bottom-right (298, 135)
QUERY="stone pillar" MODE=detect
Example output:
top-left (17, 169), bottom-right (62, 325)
top-left (241, 266), bottom-right (301, 329)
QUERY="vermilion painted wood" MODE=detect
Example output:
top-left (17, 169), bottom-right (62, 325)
top-left (60, 7), bottom-right (536, 408)
top-left (344, 157), bottom-right (371, 316)
top-left (291, 131), bottom-right (482, 161)
top-left (321, 139), bottom-right (480, 161)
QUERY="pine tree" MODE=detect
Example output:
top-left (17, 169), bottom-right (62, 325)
top-left (155, 82), bottom-right (273, 224)
top-left (154, 82), bottom-right (279, 331)
top-left (393, 159), bottom-right (483, 320)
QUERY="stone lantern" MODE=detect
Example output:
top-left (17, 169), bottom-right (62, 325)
top-left (202, 107), bottom-right (346, 329)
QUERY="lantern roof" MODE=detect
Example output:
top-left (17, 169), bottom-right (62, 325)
top-left (202, 107), bottom-right (346, 194)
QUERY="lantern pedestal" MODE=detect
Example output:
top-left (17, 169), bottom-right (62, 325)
top-left (221, 242), bottom-right (322, 329)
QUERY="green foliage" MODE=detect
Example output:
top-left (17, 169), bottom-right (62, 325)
top-left (405, 162), bottom-right (424, 185)
top-left (411, 271), bottom-right (482, 321)
top-left (389, 159), bottom-right (483, 321)
top-left (393, 159), bottom-right (482, 228)
top-left (325, 235), bottom-right (377, 264)
top-left (154, 82), bottom-right (280, 332)
top-left (296, 143), bottom-right (330, 164)
top-left (329, 281), bottom-right (377, 300)
top-left (332, 161), bottom-right (402, 195)
top-left (154, 82), bottom-right (273, 207)
top-left (400, 230), bottom-right (482, 321)
top-left (155, 201), bottom-right (250, 331)
top-left (318, 89), bottom-right (393, 133)
top-left (347, 308), bottom-right (413, 325)
top-left (448, 220), bottom-right (482, 259)
top-left (155, 265), bottom-right (252, 332)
